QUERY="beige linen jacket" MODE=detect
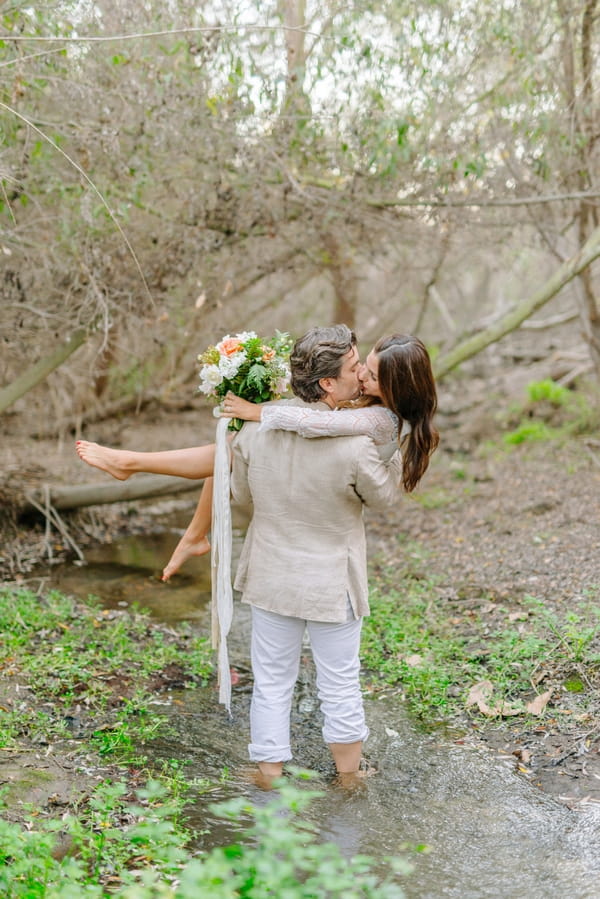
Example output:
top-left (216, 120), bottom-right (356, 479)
top-left (230, 399), bottom-right (403, 623)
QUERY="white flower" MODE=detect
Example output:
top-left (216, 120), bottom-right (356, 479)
top-left (235, 330), bottom-right (257, 343)
top-left (275, 376), bottom-right (290, 395)
top-left (218, 351), bottom-right (247, 378)
top-left (198, 364), bottom-right (223, 395)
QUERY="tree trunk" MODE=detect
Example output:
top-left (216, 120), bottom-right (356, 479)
top-left (280, 0), bottom-right (311, 125)
top-left (575, 0), bottom-right (600, 375)
top-left (24, 474), bottom-right (204, 513)
top-left (322, 232), bottom-right (357, 329)
top-left (558, 0), bottom-right (600, 376)
top-left (0, 328), bottom-right (87, 415)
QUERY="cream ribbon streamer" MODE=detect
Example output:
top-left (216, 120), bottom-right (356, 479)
top-left (211, 414), bottom-right (234, 714)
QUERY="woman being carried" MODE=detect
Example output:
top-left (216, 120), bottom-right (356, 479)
top-left (76, 334), bottom-right (439, 580)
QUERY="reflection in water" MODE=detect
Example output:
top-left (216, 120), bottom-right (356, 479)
top-left (47, 525), bottom-right (600, 899)
top-left (50, 527), bottom-right (214, 623)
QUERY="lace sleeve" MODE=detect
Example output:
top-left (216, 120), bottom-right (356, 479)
top-left (259, 404), bottom-right (398, 445)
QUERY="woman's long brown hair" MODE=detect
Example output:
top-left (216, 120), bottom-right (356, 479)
top-left (360, 334), bottom-right (439, 492)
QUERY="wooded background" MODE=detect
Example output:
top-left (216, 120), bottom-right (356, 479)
top-left (1, 0), bottom-right (599, 432)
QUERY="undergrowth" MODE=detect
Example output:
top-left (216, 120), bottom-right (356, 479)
top-left (363, 566), bottom-right (600, 722)
top-left (0, 587), bottom-right (213, 757)
top-left (502, 377), bottom-right (600, 445)
top-left (0, 588), bottom-right (411, 897)
top-left (0, 775), bottom-right (410, 898)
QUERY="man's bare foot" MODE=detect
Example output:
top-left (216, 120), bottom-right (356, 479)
top-left (232, 765), bottom-right (284, 791)
top-left (75, 441), bottom-right (134, 481)
top-left (252, 762), bottom-right (284, 791)
top-left (252, 769), bottom-right (282, 791)
top-left (332, 771), bottom-right (369, 791)
top-left (333, 760), bottom-right (378, 791)
top-left (161, 536), bottom-right (211, 581)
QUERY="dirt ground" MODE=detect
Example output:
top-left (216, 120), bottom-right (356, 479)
top-left (1, 344), bottom-right (600, 810)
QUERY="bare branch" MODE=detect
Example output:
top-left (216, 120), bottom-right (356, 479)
top-left (434, 222), bottom-right (600, 379)
top-left (2, 25), bottom-right (321, 45)
top-left (366, 192), bottom-right (600, 209)
top-left (0, 328), bottom-right (88, 414)
top-left (0, 101), bottom-right (153, 304)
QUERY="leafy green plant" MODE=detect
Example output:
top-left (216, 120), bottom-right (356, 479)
top-left (503, 420), bottom-right (555, 445)
top-left (526, 378), bottom-right (570, 405)
top-left (501, 377), bottom-right (599, 447)
top-left (203, 777), bottom-right (410, 898)
top-left (0, 778), bottom-right (410, 898)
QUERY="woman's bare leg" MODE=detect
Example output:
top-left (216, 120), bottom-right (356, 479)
top-left (161, 477), bottom-right (214, 581)
top-left (75, 442), bottom-right (216, 481)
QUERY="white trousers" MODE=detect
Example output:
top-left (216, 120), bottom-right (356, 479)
top-left (248, 604), bottom-right (369, 763)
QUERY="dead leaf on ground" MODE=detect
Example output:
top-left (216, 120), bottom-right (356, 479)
top-left (508, 611), bottom-right (529, 622)
top-left (513, 748), bottom-right (532, 764)
top-left (403, 654), bottom-right (423, 667)
top-left (531, 668), bottom-right (550, 687)
top-left (526, 689), bottom-right (553, 715)
top-left (466, 680), bottom-right (521, 717)
top-left (466, 680), bottom-right (494, 708)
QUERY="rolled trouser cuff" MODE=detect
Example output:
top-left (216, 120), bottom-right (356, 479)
top-left (323, 720), bottom-right (369, 745)
top-left (248, 742), bottom-right (293, 763)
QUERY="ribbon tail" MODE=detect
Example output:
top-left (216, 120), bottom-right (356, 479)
top-left (211, 416), bottom-right (234, 714)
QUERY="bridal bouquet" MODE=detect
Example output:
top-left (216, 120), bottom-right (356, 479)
top-left (198, 330), bottom-right (292, 430)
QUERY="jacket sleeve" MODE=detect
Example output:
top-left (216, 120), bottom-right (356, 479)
top-left (353, 438), bottom-right (404, 509)
top-left (259, 404), bottom-right (398, 445)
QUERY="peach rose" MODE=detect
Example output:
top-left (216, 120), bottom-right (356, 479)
top-left (262, 347), bottom-right (275, 361)
top-left (217, 337), bottom-right (243, 356)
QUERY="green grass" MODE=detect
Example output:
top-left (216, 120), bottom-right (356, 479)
top-left (526, 379), bottom-right (570, 405)
top-left (362, 571), bottom-right (471, 717)
top-left (409, 486), bottom-right (456, 509)
top-left (0, 587), bottom-right (213, 756)
top-left (503, 420), bottom-right (555, 445)
top-left (362, 569), bottom-right (600, 722)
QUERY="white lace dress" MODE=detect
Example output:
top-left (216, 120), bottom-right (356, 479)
top-left (259, 403), bottom-right (403, 445)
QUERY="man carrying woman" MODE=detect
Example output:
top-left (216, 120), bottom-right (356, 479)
top-left (77, 325), bottom-right (439, 785)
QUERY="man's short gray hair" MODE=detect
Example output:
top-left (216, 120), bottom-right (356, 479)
top-left (290, 324), bottom-right (357, 403)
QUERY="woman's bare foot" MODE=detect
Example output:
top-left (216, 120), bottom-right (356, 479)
top-left (161, 535), bottom-right (211, 581)
top-left (75, 441), bottom-right (134, 481)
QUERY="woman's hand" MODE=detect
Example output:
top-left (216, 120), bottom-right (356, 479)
top-left (221, 392), bottom-right (262, 421)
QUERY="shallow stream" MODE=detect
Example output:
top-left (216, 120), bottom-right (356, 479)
top-left (48, 517), bottom-right (600, 899)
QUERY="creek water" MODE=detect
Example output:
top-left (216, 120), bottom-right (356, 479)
top-left (48, 515), bottom-right (600, 899)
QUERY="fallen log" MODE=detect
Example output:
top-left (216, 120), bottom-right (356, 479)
top-left (24, 474), bottom-right (204, 512)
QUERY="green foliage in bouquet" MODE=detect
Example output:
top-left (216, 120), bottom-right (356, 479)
top-left (198, 330), bottom-right (293, 430)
